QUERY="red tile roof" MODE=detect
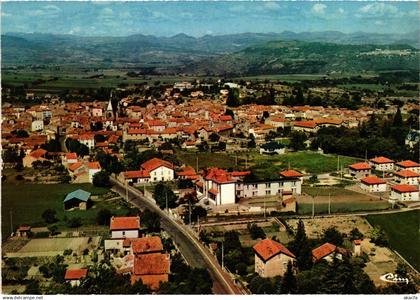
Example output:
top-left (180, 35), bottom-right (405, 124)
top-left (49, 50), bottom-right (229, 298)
top-left (370, 156), bottom-right (394, 164)
top-left (131, 274), bottom-right (168, 291)
top-left (354, 240), bottom-right (362, 245)
top-left (141, 158), bottom-right (173, 172)
top-left (253, 239), bottom-right (295, 261)
top-left (205, 168), bottom-right (235, 184)
top-left (293, 121), bottom-right (317, 129)
top-left (66, 153), bottom-right (78, 160)
top-left (29, 148), bottom-right (47, 158)
top-left (110, 216), bottom-right (140, 231)
top-left (208, 188), bottom-right (218, 195)
top-left (396, 160), bottom-right (420, 168)
top-left (123, 170), bottom-right (150, 179)
top-left (391, 185), bottom-right (419, 193)
top-left (68, 162), bottom-right (84, 172)
top-left (312, 243), bottom-right (337, 262)
top-left (219, 115), bottom-right (232, 121)
top-left (65, 268), bottom-right (88, 280)
top-left (87, 162), bottom-right (101, 169)
top-left (394, 170), bottom-right (420, 178)
top-left (361, 176), bottom-right (386, 185)
top-left (229, 171), bottom-right (251, 177)
top-left (131, 236), bottom-right (163, 254)
top-left (133, 253), bottom-right (170, 276)
top-left (349, 162), bottom-right (371, 170)
top-left (279, 169), bottom-right (303, 178)
top-left (17, 226), bottom-right (31, 231)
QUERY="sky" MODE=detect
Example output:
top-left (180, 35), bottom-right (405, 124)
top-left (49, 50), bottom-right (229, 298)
top-left (1, 1), bottom-right (419, 37)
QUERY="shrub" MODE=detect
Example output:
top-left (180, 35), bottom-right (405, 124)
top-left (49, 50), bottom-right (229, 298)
top-left (63, 249), bottom-right (72, 256)
top-left (66, 217), bottom-right (82, 228)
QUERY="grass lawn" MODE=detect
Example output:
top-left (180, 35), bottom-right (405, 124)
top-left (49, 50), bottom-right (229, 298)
top-left (302, 186), bottom-right (362, 197)
top-left (2, 183), bottom-right (130, 238)
top-left (297, 201), bottom-right (390, 215)
top-left (176, 150), bottom-right (361, 176)
top-left (366, 211), bottom-right (420, 272)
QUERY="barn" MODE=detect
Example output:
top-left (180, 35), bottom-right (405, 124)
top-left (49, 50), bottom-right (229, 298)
top-left (63, 189), bottom-right (91, 210)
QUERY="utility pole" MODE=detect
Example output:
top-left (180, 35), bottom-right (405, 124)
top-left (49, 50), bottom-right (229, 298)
top-left (221, 242), bottom-right (224, 269)
top-left (312, 195), bottom-right (315, 218)
top-left (264, 199), bottom-right (266, 219)
top-left (337, 155), bottom-right (340, 172)
top-left (125, 180), bottom-right (128, 201)
top-left (196, 155), bottom-right (199, 173)
top-left (189, 200), bottom-right (192, 226)
top-left (328, 193), bottom-right (331, 215)
top-left (10, 209), bottom-right (13, 236)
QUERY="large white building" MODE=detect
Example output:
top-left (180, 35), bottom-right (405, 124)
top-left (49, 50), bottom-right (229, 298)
top-left (390, 185), bottom-right (419, 202)
top-left (360, 176), bottom-right (387, 193)
top-left (369, 156), bottom-right (395, 171)
top-left (140, 158), bottom-right (174, 182)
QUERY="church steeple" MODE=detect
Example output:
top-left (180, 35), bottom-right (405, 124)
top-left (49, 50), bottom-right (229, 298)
top-left (105, 91), bottom-right (114, 119)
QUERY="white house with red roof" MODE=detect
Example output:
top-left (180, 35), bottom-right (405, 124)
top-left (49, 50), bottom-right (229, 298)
top-left (253, 239), bottom-right (295, 278)
top-left (369, 156), bottom-right (395, 171)
top-left (141, 158), bottom-right (174, 182)
top-left (63, 152), bottom-right (78, 165)
top-left (77, 133), bottom-right (95, 149)
top-left (360, 176), bottom-right (387, 193)
top-left (119, 170), bottom-right (151, 185)
top-left (22, 148), bottom-right (48, 167)
top-left (110, 216), bottom-right (141, 239)
top-left (293, 121), bottom-right (318, 133)
top-left (395, 160), bottom-right (420, 173)
top-left (65, 268), bottom-right (88, 287)
top-left (390, 185), bottom-right (419, 202)
top-left (87, 161), bottom-right (102, 183)
top-left (200, 168), bottom-right (236, 205)
top-left (348, 162), bottom-right (371, 178)
top-left (394, 170), bottom-right (420, 185)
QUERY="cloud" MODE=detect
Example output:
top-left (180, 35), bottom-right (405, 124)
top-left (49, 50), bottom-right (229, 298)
top-left (375, 20), bottom-right (384, 26)
top-left (1, 11), bottom-right (12, 17)
top-left (358, 3), bottom-right (398, 16)
top-left (311, 3), bottom-right (327, 15)
top-left (263, 2), bottom-right (281, 11)
top-left (337, 8), bottom-right (345, 14)
top-left (26, 4), bottom-right (61, 17)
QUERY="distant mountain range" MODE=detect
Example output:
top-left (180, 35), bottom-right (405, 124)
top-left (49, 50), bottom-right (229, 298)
top-left (2, 31), bottom-right (419, 75)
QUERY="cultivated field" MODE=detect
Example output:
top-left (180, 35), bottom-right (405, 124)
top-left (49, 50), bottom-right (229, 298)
top-left (12, 237), bottom-right (91, 257)
top-left (366, 211), bottom-right (420, 272)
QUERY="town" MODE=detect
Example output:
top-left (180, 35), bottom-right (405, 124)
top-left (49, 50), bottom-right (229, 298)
top-left (1, 0), bottom-right (420, 297)
top-left (2, 76), bottom-right (419, 294)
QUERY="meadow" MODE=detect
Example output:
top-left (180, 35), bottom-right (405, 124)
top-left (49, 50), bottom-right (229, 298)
top-left (1, 183), bottom-right (130, 238)
top-left (366, 211), bottom-right (420, 272)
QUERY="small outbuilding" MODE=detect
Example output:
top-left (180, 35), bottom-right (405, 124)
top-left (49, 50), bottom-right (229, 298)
top-left (65, 268), bottom-right (88, 287)
top-left (17, 225), bottom-right (32, 237)
top-left (63, 189), bottom-right (91, 210)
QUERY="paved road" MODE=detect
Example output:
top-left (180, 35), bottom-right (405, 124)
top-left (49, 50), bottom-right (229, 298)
top-left (110, 177), bottom-right (243, 295)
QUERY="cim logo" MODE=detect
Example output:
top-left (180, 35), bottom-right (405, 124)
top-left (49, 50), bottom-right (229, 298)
top-left (380, 273), bottom-right (409, 284)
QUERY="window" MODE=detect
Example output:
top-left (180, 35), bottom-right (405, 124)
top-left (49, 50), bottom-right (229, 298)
top-left (122, 231), bottom-right (125, 237)
top-left (266, 190), bottom-right (271, 195)
top-left (265, 183), bottom-right (271, 188)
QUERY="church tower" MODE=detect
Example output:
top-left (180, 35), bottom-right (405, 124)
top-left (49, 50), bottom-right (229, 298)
top-left (105, 91), bottom-right (114, 119)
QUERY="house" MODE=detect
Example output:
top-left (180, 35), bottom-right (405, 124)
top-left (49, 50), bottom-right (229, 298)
top-left (394, 170), bottom-right (420, 185)
top-left (395, 160), bottom-right (420, 173)
top-left (119, 170), bottom-right (150, 186)
top-left (293, 121), bottom-right (318, 133)
top-left (63, 153), bottom-right (78, 165)
top-left (77, 133), bottom-right (95, 150)
top-left (360, 176), bottom-right (387, 193)
top-left (253, 239), bottom-right (296, 278)
top-left (31, 120), bottom-right (44, 132)
top-left (198, 168), bottom-right (236, 205)
top-left (110, 216), bottom-right (141, 239)
top-left (129, 236), bottom-right (170, 290)
top-left (16, 226), bottom-right (31, 238)
top-left (259, 141), bottom-right (285, 155)
top-left (63, 189), bottom-right (91, 210)
top-left (348, 162), bottom-right (371, 178)
top-left (353, 240), bottom-right (362, 257)
top-left (369, 156), bottom-right (395, 171)
top-left (176, 166), bottom-right (199, 180)
top-left (65, 268), bottom-right (88, 287)
top-left (22, 148), bottom-right (48, 167)
top-left (87, 161), bottom-right (102, 183)
top-left (68, 162), bottom-right (89, 183)
top-left (312, 242), bottom-right (348, 263)
top-left (390, 185), bottom-right (419, 202)
top-left (140, 158), bottom-right (174, 182)
top-left (131, 252), bottom-right (170, 290)
top-left (279, 169), bottom-right (304, 186)
top-left (236, 177), bottom-right (302, 199)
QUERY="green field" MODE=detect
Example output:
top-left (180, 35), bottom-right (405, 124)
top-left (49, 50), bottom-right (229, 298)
top-left (176, 150), bottom-right (361, 176)
top-left (366, 211), bottom-right (420, 272)
top-left (1, 183), bottom-right (130, 238)
top-left (297, 201), bottom-right (390, 215)
top-left (302, 186), bottom-right (362, 197)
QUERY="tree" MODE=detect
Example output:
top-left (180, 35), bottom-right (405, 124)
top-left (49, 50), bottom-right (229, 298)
top-left (142, 209), bottom-right (160, 232)
top-left (370, 226), bottom-right (389, 247)
top-left (177, 179), bottom-right (194, 189)
top-left (42, 209), bottom-right (58, 224)
top-left (392, 106), bottom-right (403, 127)
top-left (289, 220), bottom-right (312, 271)
top-left (48, 225), bottom-right (59, 236)
top-left (247, 223), bottom-right (266, 240)
top-left (154, 183), bottom-right (178, 209)
top-left (217, 141), bottom-right (226, 151)
top-left (66, 217), bottom-right (82, 228)
top-left (249, 276), bottom-right (276, 294)
top-left (280, 261), bottom-right (297, 294)
top-left (25, 280), bottom-right (41, 294)
top-left (226, 88), bottom-right (240, 107)
top-left (209, 132), bottom-right (220, 142)
top-left (350, 228), bottom-right (364, 240)
top-left (93, 171), bottom-right (111, 187)
top-left (322, 227), bottom-right (343, 246)
top-left (290, 132), bottom-right (307, 151)
top-left (96, 209), bottom-right (112, 225)
top-left (247, 134), bottom-right (256, 148)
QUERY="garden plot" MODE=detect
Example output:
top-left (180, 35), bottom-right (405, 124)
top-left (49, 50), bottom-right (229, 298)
top-left (9, 237), bottom-right (91, 257)
top-left (287, 216), bottom-right (372, 239)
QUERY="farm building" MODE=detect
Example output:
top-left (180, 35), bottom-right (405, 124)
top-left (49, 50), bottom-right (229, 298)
top-left (348, 162), bottom-right (371, 178)
top-left (63, 189), bottom-right (91, 210)
top-left (390, 185), bottom-right (419, 202)
top-left (65, 268), bottom-right (88, 287)
top-left (360, 176), bottom-right (387, 193)
top-left (312, 242), bottom-right (348, 263)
